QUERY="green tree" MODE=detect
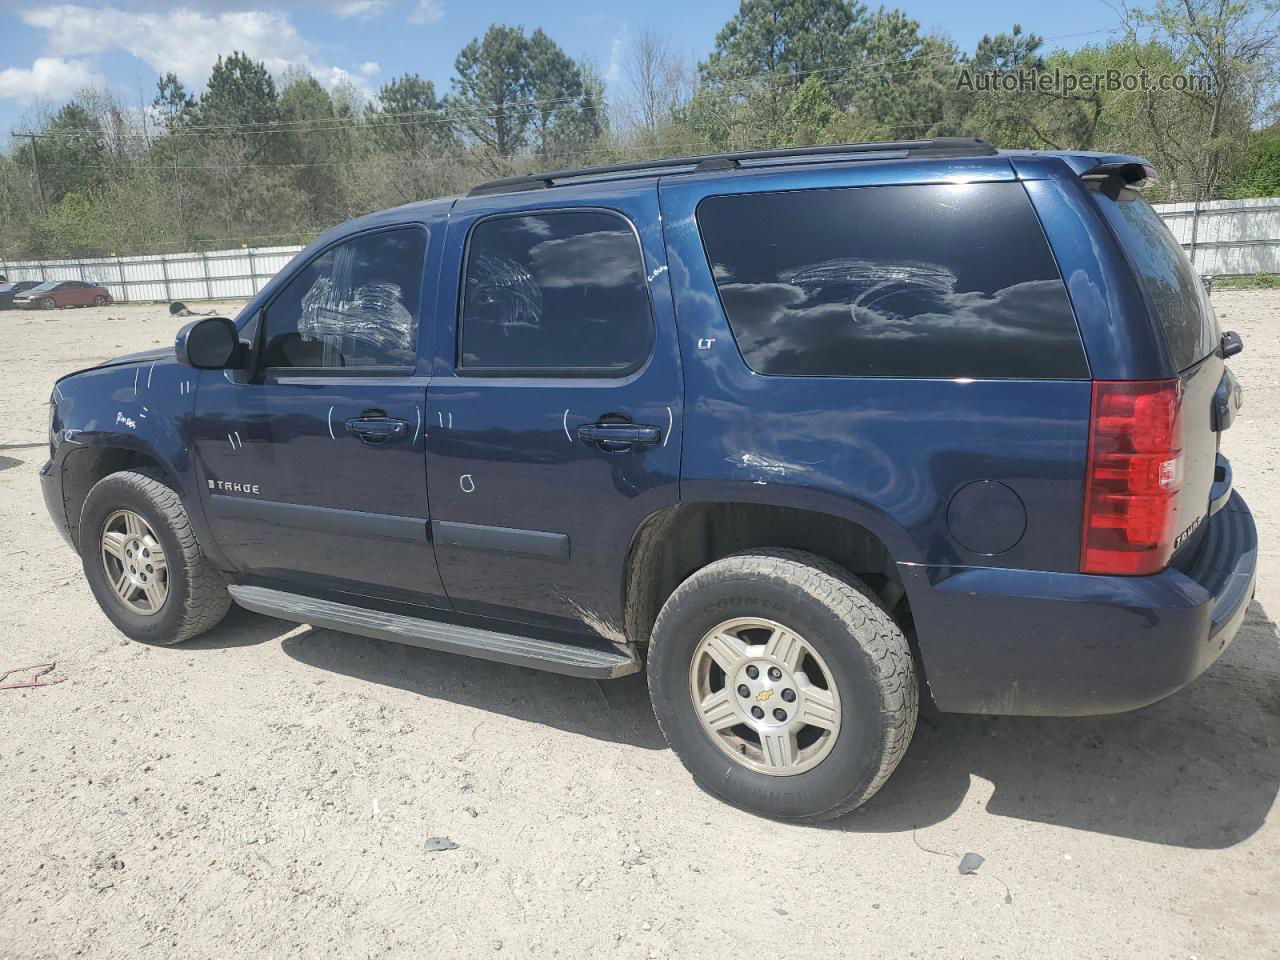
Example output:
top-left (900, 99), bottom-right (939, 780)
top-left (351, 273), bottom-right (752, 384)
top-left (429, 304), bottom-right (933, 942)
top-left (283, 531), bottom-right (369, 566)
top-left (449, 24), bottom-right (602, 164)
top-left (688, 0), bottom-right (866, 146)
top-left (785, 74), bottom-right (838, 144)
top-left (839, 10), bottom-right (961, 139)
top-left (1121, 0), bottom-right (1280, 198)
top-left (1229, 125), bottom-right (1280, 196)
top-left (14, 103), bottom-right (108, 207)
top-left (278, 69), bottom-right (351, 224)
top-left (367, 73), bottom-right (455, 154)
top-left (195, 52), bottom-right (280, 130)
top-left (526, 29), bottom-right (604, 161)
top-left (686, 1), bottom-right (962, 147)
top-left (153, 72), bottom-right (194, 132)
top-left (451, 25), bottom-right (534, 158)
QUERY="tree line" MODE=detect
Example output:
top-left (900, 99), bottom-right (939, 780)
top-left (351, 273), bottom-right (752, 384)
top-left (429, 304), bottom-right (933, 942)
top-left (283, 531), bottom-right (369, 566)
top-left (1, 0), bottom-right (1278, 261)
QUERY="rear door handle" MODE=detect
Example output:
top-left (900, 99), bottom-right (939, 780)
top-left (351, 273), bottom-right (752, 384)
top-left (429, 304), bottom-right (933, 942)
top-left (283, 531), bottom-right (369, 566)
top-left (344, 416), bottom-right (410, 445)
top-left (576, 422), bottom-right (661, 452)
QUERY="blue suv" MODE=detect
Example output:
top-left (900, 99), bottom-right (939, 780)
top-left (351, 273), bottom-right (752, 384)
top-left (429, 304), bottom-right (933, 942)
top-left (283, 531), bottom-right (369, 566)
top-left (41, 138), bottom-right (1256, 821)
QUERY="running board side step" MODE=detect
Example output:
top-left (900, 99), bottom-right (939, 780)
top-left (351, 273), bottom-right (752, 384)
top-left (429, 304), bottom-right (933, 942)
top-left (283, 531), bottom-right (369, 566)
top-left (228, 585), bottom-right (641, 679)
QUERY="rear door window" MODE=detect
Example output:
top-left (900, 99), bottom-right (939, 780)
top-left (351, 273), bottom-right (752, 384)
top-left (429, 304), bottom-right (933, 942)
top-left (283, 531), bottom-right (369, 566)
top-left (459, 210), bottom-right (653, 374)
top-left (696, 182), bottom-right (1088, 379)
top-left (1090, 188), bottom-right (1218, 371)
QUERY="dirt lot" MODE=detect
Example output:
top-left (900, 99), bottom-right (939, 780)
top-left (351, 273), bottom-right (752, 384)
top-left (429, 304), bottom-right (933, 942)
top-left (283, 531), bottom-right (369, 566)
top-left (0, 295), bottom-right (1277, 960)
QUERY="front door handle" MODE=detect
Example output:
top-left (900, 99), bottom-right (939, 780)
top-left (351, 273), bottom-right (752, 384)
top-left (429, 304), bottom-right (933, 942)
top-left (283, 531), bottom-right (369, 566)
top-left (344, 416), bottom-right (410, 445)
top-left (576, 421), bottom-right (661, 453)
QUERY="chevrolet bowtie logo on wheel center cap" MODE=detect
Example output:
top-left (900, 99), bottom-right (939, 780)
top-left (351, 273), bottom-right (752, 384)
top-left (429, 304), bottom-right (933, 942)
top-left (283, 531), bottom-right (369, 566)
top-left (755, 688), bottom-right (775, 703)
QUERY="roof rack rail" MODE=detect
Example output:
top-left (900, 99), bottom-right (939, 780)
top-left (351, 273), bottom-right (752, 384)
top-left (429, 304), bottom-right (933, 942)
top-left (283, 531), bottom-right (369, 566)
top-left (467, 137), bottom-right (997, 197)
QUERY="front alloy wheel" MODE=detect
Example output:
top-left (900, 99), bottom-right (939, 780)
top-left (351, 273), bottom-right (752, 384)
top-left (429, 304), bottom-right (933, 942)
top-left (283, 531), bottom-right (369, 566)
top-left (80, 469), bottom-right (230, 644)
top-left (100, 509), bottom-right (168, 614)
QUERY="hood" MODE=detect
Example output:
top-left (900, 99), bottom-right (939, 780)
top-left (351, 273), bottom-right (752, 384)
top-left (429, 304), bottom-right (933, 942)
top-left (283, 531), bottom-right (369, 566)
top-left (53, 345), bottom-right (173, 388)
top-left (99, 346), bottom-right (171, 369)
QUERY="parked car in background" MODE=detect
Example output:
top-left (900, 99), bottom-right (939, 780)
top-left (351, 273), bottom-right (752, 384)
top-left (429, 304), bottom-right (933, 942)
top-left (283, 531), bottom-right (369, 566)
top-left (0, 281), bottom-right (41, 308)
top-left (13, 280), bottom-right (113, 310)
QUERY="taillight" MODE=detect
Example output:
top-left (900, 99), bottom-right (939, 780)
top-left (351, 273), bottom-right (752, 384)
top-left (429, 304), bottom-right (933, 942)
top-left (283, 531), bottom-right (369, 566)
top-left (1081, 379), bottom-right (1184, 576)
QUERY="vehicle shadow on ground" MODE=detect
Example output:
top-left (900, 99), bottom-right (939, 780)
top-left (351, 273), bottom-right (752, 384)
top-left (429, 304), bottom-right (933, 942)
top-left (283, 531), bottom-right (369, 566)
top-left (842, 599), bottom-right (1280, 849)
top-left (278, 620), bottom-right (669, 750)
top-left (178, 605), bottom-right (298, 649)
top-left (223, 599), bottom-right (1278, 848)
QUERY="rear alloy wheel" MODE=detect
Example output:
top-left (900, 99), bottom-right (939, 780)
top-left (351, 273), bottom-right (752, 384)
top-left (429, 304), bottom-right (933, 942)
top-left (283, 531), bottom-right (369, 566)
top-left (40, 297), bottom-right (55, 310)
top-left (689, 617), bottom-right (840, 775)
top-left (93, 294), bottom-right (109, 306)
top-left (648, 548), bottom-right (918, 822)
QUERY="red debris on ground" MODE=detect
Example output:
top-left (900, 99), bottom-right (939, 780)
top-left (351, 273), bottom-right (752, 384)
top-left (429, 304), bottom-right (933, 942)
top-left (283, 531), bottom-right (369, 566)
top-left (0, 663), bottom-right (65, 690)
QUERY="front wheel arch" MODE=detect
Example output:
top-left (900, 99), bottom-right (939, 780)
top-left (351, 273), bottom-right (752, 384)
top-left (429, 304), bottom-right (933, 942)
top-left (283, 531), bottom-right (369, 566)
top-left (60, 444), bottom-right (176, 552)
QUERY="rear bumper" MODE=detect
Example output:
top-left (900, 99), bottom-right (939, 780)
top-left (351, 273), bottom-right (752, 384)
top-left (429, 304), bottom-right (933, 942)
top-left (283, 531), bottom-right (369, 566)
top-left (902, 491), bottom-right (1257, 716)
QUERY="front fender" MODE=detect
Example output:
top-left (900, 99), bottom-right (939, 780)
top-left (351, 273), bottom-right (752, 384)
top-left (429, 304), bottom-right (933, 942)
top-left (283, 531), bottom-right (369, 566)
top-left (49, 359), bottom-right (220, 562)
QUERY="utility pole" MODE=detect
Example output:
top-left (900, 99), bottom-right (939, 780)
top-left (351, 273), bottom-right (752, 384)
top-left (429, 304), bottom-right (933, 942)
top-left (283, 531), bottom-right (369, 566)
top-left (172, 137), bottom-right (184, 248)
top-left (18, 133), bottom-right (47, 214)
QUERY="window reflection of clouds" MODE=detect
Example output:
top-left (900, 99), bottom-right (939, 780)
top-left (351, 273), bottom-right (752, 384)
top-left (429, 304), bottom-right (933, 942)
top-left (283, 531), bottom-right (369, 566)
top-left (723, 277), bottom-right (1082, 376)
top-left (700, 182), bottom-right (1089, 379)
top-left (529, 229), bottom-right (644, 290)
top-left (461, 212), bottom-right (652, 370)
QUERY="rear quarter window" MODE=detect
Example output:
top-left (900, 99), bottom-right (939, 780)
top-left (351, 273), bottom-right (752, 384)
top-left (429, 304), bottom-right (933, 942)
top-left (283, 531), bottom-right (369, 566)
top-left (697, 181), bottom-right (1088, 379)
top-left (1090, 188), bottom-right (1218, 372)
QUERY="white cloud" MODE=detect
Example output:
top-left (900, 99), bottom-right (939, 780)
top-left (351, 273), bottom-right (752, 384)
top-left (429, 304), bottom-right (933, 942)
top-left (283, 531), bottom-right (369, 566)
top-left (315, 65), bottom-right (375, 99)
top-left (604, 31), bottom-right (625, 85)
top-left (408, 0), bottom-right (444, 24)
top-left (333, 0), bottom-right (388, 18)
top-left (358, 61), bottom-right (381, 77)
top-left (0, 56), bottom-right (103, 102)
top-left (24, 6), bottom-right (311, 87)
top-left (20, 5), bottom-right (370, 98)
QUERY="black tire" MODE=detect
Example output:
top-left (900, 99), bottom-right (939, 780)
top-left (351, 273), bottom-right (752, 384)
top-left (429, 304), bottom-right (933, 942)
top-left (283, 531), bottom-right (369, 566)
top-left (40, 298), bottom-right (55, 310)
top-left (80, 469), bottom-right (231, 645)
top-left (93, 295), bottom-right (108, 306)
top-left (647, 548), bottom-right (917, 822)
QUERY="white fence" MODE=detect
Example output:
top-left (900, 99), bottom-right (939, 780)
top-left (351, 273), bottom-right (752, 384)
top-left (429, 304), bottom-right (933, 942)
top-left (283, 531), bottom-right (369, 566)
top-left (1152, 197), bottom-right (1280, 276)
top-left (2, 197), bottom-right (1279, 302)
top-left (0, 245), bottom-right (304, 303)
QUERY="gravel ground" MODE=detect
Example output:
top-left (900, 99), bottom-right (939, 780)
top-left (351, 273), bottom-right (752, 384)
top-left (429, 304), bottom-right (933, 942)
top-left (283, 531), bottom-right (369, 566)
top-left (0, 295), bottom-right (1277, 960)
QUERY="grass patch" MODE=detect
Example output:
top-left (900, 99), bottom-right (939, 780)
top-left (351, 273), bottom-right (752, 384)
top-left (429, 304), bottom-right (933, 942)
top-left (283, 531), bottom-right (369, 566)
top-left (1215, 273), bottom-right (1280, 290)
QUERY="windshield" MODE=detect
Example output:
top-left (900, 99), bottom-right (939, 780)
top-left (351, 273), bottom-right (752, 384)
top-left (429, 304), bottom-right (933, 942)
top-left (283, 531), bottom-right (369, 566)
top-left (26, 282), bottom-right (58, 292)
top-left (1091, 187), bottom-right (1218, 371)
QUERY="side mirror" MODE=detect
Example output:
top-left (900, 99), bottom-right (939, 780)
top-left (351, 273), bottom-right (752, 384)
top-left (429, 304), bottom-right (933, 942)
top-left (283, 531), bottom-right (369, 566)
top-left (1221, 330), bottom-right (1244, 359)
top-left (176, 317), bottom-right (242, 370)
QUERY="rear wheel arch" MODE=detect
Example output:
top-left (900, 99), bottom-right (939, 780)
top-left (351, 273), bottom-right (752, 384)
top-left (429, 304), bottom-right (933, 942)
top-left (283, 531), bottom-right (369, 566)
top-left (622, 501), bottom-right (911, 645)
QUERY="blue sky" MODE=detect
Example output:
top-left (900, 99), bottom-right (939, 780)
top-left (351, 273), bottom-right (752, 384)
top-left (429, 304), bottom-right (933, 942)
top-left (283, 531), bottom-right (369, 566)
top-left (0, 0), bottom-right (1122, 137)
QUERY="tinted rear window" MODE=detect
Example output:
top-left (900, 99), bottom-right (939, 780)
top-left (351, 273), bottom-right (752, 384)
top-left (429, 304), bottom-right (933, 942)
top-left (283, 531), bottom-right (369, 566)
top-left (697, 182), bottom-right (1088, 379)
top-left (1091, 188), bottom-right (1217, 371)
